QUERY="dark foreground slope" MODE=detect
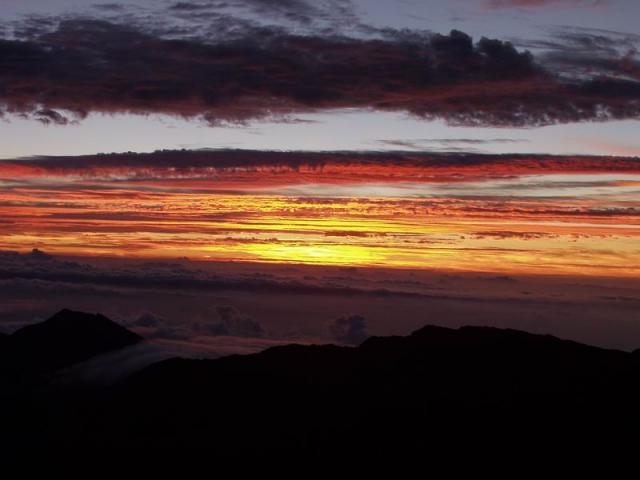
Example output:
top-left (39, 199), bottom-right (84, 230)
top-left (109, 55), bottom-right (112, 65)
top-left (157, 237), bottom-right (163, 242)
top-left (2, 314), bottom-right (640, 458)
top-left (46, 325), bottom-right (640, 454)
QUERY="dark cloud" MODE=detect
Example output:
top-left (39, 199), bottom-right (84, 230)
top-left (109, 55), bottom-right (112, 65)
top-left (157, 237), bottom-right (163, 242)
top-left (328, 314), bottom-right (368, 345)
top-left (515, 27), bottom-right (640, 81)
top-left (169, 2), bottom-right (216, 11)
top-left (28, 248), bottom-right (53, 262)
top-left (3, 149), bottom-right (638, 178)
top-left (205, 305), bottom-right (265, 337)
top-left (93, 3), bottom-right (126, 11)
top-left (131, 312), bottom-right (163, 327)
top-left (1, 16), bottom-right (639, 127)
top-left (376, 138), bottom-right (528, 152)
top-left (122, 312), bottom-right (200, 340)
top-left (122, 310), bottom-right (247, 341)
top-left (486, 0), bottom-right (605, 8)
top-left (120, 307), bottom-right (266, 342)
top-left (0, 250), bottom-right (424, 298)
top-left (167, 0), bottom-right (357, 29)
top-left (33, 108), bottom-right (72, 125)
top-left (413, 138), bottom-right (526, 145)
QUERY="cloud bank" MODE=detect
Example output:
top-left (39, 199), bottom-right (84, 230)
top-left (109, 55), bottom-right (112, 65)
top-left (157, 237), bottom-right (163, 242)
top-left (2, 150), bottom-right (639, 184)
top-left (0, 15), bottom-right (639, 127)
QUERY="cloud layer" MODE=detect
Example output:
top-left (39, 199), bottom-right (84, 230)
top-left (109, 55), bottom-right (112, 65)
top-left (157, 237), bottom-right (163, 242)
top-left (2, 149), bottom-right (639, 183)
top-left (1, 15), bottom-right (639, 127)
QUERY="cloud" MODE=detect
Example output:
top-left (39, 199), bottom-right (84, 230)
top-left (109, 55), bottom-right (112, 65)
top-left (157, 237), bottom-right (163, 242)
top-left (53, 334), bottom-right (302, 386)
top-left (486, 0), bottom-right (605, 8)
top-left (1, 16), bottom-right (639, 127)
top-left (92, 3), bottom-right (126, 12)
top-left (130, 312), bottom-right (163, 327)
top-left (28, 248), bottom-right (53, 261)
top-left (2, 150), bottom-right (639, 185)
top-left (120, 307), bottom-right (265, 340)
top-left (470, 230), bottom-right (557, 240)
top-left (515, 27), bottom-right (640, 81)
top-left (205, 305), bottom-right (265, 337)
top-left (0, 249), bottom-right (424, 298)
top-left (168, 2), bottom-right (215, 11)
top-left (376, 138), bottom-right (528, 153)
top-left (328, 314), bottom-right (369, 345)
top-left (166, 0), bottom-right (358, 31)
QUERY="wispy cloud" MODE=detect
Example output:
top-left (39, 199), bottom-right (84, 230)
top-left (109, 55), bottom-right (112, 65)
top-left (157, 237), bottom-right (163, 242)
top-left (485, 0), bottom-right (606, 9)
top-left (376, 138), bottom-right (529, 153)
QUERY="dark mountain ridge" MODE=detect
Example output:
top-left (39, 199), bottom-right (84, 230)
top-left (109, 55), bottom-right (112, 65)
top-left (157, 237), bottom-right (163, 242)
top-left (94, 323), bottom-right (640, 454)
top-left (2, 312), bottom-right (640, 457)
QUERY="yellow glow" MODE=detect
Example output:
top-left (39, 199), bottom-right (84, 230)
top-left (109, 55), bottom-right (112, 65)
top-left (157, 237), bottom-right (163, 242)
top-left (1, 189), bottom-right (639, 277)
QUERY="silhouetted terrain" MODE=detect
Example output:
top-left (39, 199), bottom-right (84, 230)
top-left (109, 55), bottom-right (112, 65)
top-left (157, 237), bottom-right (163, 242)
top-left (0, 309), bottom-right (141, 383)
top-left (2, 310), bottom-right (640, 457)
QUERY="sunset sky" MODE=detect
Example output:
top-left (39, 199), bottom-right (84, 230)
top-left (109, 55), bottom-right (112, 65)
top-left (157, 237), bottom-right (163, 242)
top-left (4, 3), bottom-right (640, 458)
top-left (1, 151), bottom-right (639, 276)
top-left (1, 0), bottom-right (639, 279)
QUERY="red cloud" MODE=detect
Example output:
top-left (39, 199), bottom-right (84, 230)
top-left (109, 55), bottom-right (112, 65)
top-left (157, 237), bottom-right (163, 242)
top-left (1, 150), bottom-right (639, 188)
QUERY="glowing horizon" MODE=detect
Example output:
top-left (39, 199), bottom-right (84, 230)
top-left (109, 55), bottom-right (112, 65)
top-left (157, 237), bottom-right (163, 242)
top-left (1, 151), bottom-right (638, 277)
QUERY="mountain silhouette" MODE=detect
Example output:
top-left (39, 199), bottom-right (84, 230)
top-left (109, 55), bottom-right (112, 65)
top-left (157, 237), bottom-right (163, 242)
top-left (0, 309), bottom-right (141, 380)
top-left (2, 315), bottom-right (640, 458)
top-left (78, 324), bottom-right (640, 454)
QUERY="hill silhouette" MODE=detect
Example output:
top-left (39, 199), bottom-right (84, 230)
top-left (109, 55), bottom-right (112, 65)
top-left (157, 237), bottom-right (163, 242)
top-left (79, 324), bottom-right (640, 454)
top-left (2, 314), bottom-right (640, 457)
top-left (0, 309), bottom-right (141, 381)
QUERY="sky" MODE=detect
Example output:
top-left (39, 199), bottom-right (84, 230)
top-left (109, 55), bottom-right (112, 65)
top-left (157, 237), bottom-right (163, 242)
top-left (3, 5), bottom-right (640, 441)
top-left (0, 0), bottom-right (639, 279)
top-left (0, 0), bottom-right (640, 157)
top-left (1, 150), bottom-right (638, 276)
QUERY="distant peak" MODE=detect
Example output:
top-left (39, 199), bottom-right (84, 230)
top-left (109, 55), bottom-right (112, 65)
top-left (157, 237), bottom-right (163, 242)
top-left (28, 248), bottom-right (53, 261)
top-left (7, 310), bottom-right (142, 374)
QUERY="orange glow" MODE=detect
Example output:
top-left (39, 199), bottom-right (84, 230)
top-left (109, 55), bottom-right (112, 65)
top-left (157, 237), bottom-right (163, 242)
top-left (1, 180), bottom-right (639, 276)
top-left (1, 153), bottom-right (639, 276)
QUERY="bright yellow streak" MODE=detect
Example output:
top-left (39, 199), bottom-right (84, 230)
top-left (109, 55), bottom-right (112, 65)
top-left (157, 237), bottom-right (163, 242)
top-left (1, 189), bottom-right (639, 277)
top-left (241, 244), bottom-right (383, 266)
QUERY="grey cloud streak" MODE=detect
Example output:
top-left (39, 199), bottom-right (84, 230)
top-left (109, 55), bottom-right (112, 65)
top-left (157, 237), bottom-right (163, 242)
top-left (515, 27), bottom-right (640, 81)
top-left (485, 0), bottom-right (606, 8)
